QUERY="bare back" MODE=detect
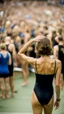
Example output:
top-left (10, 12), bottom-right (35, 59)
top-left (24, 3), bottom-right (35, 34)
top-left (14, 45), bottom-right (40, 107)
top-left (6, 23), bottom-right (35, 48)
top-left (34, 57), bottom-right (56, 74)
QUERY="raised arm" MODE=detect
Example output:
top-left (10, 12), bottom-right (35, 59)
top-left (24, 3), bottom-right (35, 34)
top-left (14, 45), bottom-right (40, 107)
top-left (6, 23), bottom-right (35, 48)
top-left (18, 35), bottom-right (43, 66)
top-left (18, 38), bottom-right (35, 54)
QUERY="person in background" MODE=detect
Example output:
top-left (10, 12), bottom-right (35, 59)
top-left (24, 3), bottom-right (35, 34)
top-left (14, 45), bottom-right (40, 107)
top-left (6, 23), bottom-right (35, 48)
top-left (5, 36), bottom-right (17, 97)
top-left (20, 30), bottom-right (30, 86)
top-left (54, 35), bottom-right (64, 89)
top-left (18, 30), bottom-right (30, 86)
top-left (0, 43), bottom-right (11, 99)
top-left (18, 35), bottom-right (61, 114)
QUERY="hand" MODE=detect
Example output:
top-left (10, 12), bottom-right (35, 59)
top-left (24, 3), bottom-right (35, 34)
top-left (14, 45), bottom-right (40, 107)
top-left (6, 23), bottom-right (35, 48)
top-left (54, 99), bottom-right (60, 110)
top-left (34, 34), bottom-right (44, 42)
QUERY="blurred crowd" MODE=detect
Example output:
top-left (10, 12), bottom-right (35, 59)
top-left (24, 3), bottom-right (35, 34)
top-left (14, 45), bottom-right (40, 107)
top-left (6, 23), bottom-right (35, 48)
top-left (0, 0), bottom-right (64, 52)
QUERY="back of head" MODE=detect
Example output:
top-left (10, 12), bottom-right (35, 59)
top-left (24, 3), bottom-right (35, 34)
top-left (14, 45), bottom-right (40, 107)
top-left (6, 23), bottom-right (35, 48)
top-left (5, 36), bottom-right (11, 45)
top-left (5, 21), bottom-right (11, 28)
top-left (15, 36), bottom-right (21, 43)
top-left (58, 28), bottom-right (62, 35)
top-left (12, 25), bottom-right (20, 37)
top-left (35, 37), bottom-right (52, 56)
top-left (0, 43), bottom-right (6, 50)
top-left (58, 35), bottom-right (63, 42)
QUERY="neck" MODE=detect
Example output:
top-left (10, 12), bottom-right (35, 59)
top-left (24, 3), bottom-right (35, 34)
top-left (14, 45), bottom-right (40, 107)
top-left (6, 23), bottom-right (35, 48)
top-left (41, 55), bottom-right (50, 58)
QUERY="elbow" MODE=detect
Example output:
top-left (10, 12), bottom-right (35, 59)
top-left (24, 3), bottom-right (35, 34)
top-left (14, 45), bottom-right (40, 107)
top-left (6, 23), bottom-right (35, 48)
top-left (18, 51), bottom-right (24, 56)
top-left (18, 52), bottom-right (20, 55)
top-left (18, 52), bottom-right (20, 56)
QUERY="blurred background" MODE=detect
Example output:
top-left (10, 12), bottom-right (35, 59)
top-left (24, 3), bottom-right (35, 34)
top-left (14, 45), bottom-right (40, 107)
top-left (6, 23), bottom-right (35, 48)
top-left (0, 0), bottom-right (64, 114)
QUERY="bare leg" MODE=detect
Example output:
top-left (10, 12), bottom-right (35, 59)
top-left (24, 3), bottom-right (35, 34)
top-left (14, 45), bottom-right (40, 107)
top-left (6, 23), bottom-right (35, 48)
top-left (4, 77), bottom-right (10, 98)
top-left (9, 76), bottom-right (14, 97)
top-left (0, 78), bottom-right (5, 99)
top-left (21, 62), bottom-right (29, 86)
top-left (17, 55), bottom-right (29, 86)
top-left (32, 91), bottom-right (43, 114)
top-left (44, 96), bottom-right (54, 114)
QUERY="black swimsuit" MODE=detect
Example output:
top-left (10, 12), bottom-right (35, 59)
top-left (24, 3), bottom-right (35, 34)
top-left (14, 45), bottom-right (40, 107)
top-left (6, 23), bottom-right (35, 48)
top-left (33, 61), bottom-right (56, 106)
top-left (58, 45), bottom-right (64, 76)
top-left (6, 44), bottom-right (13, 76)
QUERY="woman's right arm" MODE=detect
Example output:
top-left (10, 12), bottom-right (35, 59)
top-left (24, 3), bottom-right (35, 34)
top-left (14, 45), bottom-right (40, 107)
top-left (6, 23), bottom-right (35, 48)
top-left (54, 59), bottom-right (62, 109)
top-left (53, 46), bottom-right (58, 59)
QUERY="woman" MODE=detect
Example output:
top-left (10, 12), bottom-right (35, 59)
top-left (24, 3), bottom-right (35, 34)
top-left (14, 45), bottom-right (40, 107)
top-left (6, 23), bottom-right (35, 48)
top-left (18, 35), bottom-right (61, 114)
top-left (5, 36), bottom-right (16, 97)
top-left (54, 35), bottom-right (64, 89)
top-left (0, 43), bottom-right (11, 99)
top-left (17, 31), bottom-right (30, 86)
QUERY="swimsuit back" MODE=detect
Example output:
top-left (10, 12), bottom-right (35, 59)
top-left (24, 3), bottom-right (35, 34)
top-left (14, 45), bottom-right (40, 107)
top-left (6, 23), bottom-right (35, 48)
top-left (34, 60), bottom-right (56, 105)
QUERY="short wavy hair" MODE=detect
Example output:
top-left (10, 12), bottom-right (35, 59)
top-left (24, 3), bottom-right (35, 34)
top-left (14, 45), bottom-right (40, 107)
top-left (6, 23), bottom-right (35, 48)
top-left (35, 38), bottom-right (52, 56)
top-left (0, 43), bottom-right (6, 50)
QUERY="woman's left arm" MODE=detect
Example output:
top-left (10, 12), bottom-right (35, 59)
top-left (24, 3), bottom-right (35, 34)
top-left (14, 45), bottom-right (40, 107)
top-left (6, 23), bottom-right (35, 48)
top-left (18, 35), bottom-right (43, 66)
top-left (18, 38), bottom-right (36, 65)
top-left (54, 59), bottom-right (62, 109)
top-left (18, 38), bottom-right (35, 54)
top-left (18, 35), bottom-right (43, 54)
top-left (17, 39), bottom-right (35, 67)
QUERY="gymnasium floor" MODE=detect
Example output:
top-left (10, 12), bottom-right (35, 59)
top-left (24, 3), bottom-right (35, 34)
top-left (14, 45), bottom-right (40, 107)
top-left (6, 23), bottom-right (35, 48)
top-left (0, 72), bottom-right (64, 114)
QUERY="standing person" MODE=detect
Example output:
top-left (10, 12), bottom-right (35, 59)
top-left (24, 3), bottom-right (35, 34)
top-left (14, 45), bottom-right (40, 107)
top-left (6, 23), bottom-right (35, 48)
top-left (16, 31), bottom-right (30, 86)
top-left (5, 36), bottom-right (17, 97)
top-left (54, 35), bottom-right (64, 89)
top-left (18, 30), bottom-right (30, 86)
top-left (18, 35), bottom-right (61, 114)
top-left (0, 43), bottom-right (11, 99)
top-left (21, 30), bottom-right (30, 86)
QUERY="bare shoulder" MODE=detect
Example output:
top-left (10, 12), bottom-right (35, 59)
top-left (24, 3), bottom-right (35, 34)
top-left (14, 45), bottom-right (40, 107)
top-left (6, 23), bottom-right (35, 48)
top-left (9, 43), bottom-right (15, 51)
top-left (9, 43), bottom-right (15, 48)
top-left (56, 59), bottom-right (61, 64)
top-left (55, 59), bottom-right (61, 67)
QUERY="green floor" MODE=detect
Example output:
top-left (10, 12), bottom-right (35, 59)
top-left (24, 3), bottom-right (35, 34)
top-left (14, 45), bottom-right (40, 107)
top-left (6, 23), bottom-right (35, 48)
top-left (0, 72), bottom-right (64, 114)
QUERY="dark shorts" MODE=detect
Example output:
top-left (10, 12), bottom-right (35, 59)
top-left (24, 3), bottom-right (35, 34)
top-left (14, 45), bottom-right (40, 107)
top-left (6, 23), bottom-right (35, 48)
top-left (8, 64), bottom-right (13, 77)
top-left (0, 74), bottom-right (9, 78)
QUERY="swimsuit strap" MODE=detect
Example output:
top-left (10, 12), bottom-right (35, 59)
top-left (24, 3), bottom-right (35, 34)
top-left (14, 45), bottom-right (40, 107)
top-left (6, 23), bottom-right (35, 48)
top-left (54, 60), bottom-right (56, 75)
top-left (35, 59), bottom-right (56, 75)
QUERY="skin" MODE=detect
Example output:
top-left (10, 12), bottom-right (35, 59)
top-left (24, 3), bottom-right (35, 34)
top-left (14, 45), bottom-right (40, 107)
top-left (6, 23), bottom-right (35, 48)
top-left (18, 35), bottom-right (61, 114)
top-left (53, 45), bottom-right (58, 59)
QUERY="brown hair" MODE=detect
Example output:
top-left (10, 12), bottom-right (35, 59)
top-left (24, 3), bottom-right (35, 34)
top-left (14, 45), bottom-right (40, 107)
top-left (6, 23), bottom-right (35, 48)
top-left (58, 28), bottom-right (62, 35)
top-left (0, 43), bottom-right (6, 50)
top-left (58, 35), bottom-right (63, 41)
top-left (35, 38), bottom-right (52, 56)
